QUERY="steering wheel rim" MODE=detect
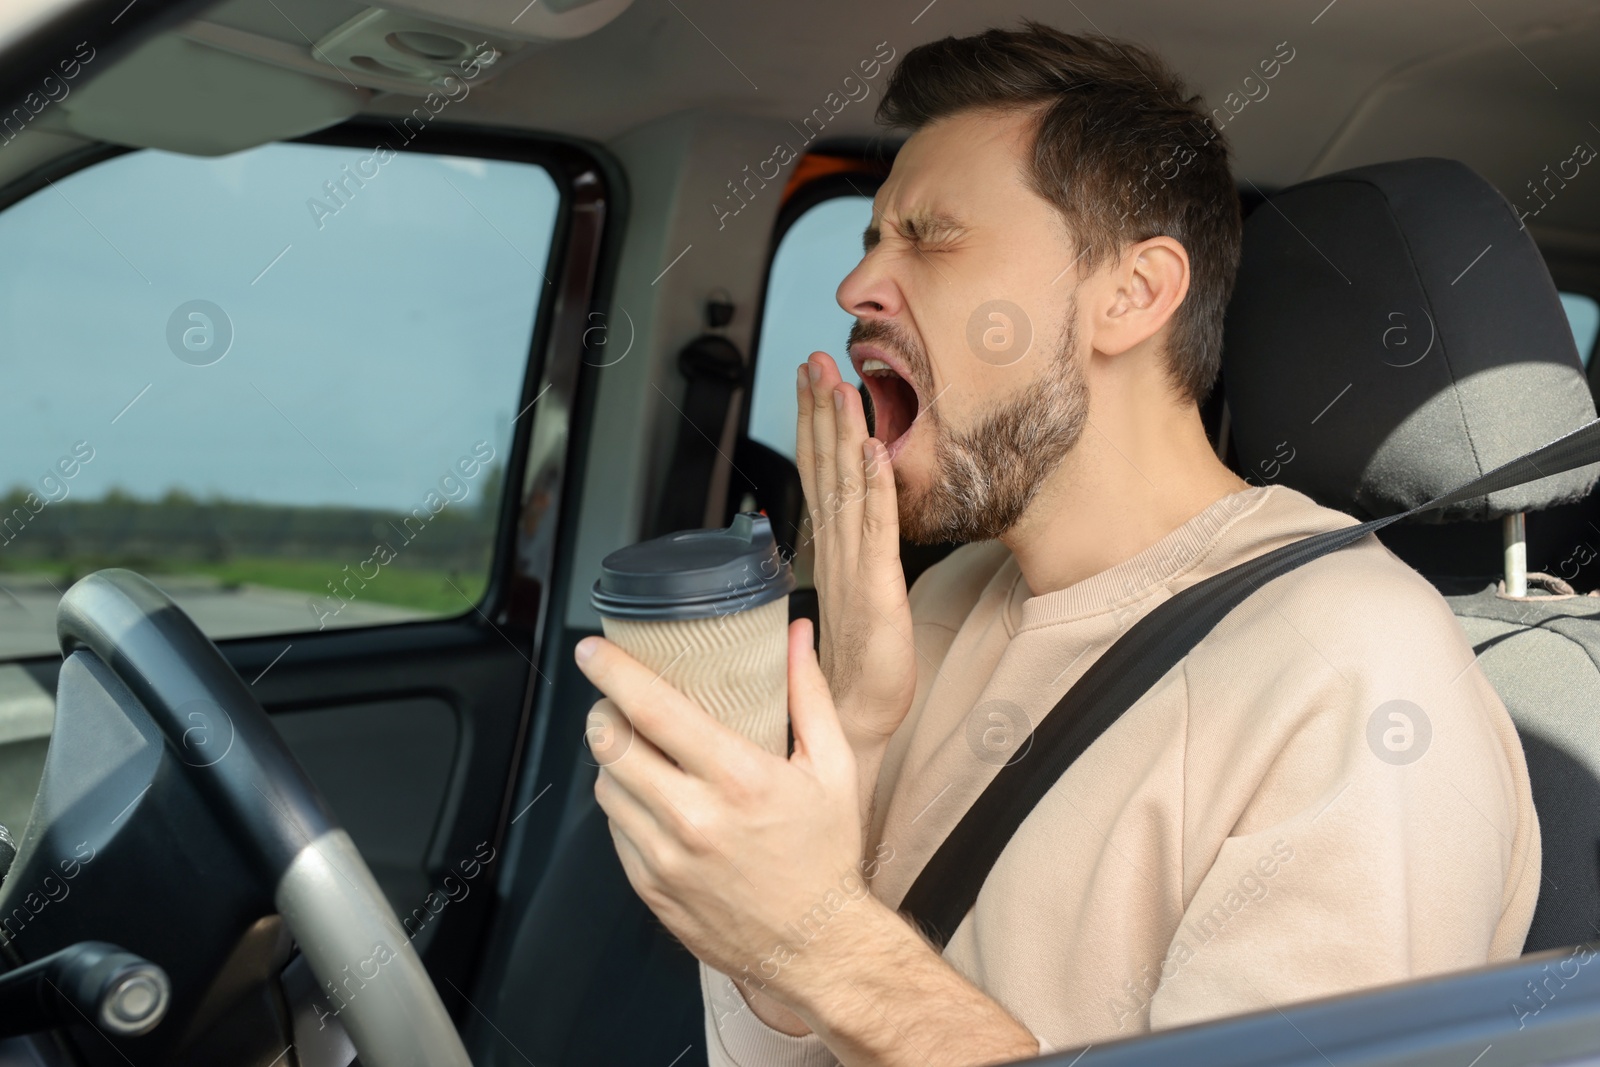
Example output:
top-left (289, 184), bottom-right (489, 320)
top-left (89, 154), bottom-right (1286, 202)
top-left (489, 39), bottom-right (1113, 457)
top-left (56, 568), bottom-right (472, 1067)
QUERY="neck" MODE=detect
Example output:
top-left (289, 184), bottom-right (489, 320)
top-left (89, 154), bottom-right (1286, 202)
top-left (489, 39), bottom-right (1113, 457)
top-left (999, 390), bottom-right (1248, 598)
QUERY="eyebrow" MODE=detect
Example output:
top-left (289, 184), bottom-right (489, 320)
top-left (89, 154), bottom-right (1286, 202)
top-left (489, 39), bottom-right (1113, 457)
top-left (862, 208), bottom-right (967, 252)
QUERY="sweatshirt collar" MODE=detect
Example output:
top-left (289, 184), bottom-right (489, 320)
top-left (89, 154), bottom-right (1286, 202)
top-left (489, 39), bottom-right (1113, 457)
top-left (1009, 486), bottom-right (1274, 632)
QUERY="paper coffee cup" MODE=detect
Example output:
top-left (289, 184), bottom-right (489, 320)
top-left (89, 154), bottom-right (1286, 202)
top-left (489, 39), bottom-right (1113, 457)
top-left (590, 513), bottom-right (796, 755)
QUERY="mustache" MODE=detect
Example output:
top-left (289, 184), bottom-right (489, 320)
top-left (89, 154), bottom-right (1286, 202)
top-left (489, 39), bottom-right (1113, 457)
top-left (846, 319), bottom-right (931, 392)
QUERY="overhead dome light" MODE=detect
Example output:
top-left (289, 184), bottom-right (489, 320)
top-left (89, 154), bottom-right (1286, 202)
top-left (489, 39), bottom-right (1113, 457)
top-left (387, 31), bottom-right (471, 61)
top-left (177, 0), bottom-right (636, 100)
top-left (313, 9), bottom-right (520, 91)
top-left (376, 0), bottom-right (637, 43)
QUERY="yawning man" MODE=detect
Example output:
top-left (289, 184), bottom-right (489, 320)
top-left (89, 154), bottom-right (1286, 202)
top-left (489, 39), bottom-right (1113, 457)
top-left (575, 22), bottom-right (1539, 1067)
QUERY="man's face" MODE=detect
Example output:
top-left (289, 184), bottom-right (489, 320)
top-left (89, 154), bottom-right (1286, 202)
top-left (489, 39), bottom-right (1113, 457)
top-left (837, 108), bottom-right (1091, 543)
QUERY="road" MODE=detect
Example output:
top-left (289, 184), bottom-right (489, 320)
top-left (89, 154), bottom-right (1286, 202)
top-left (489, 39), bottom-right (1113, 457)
top-left (0, 573), bottom-right (434, 660)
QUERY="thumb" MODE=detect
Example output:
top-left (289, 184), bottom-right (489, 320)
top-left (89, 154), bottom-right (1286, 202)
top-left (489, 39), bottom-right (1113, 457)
top-left (787, 619), bottom-right (849, 767)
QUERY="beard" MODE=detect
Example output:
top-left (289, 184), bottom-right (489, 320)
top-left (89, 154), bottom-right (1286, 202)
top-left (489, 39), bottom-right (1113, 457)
top-left (849, 307), bottom-right (1089, 544)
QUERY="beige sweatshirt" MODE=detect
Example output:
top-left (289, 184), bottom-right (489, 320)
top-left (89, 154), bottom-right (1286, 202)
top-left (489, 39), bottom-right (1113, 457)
top-left (701, 485), bottom-right (1540, 1065)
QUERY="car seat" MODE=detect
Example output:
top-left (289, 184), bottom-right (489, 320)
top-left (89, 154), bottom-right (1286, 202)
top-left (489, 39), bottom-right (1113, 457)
top-left (1223, 156), bottom-right (1600, 952)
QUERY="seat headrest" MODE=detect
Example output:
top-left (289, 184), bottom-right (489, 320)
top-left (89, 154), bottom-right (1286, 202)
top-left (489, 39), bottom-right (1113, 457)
top-left (1223, 157), bottom-right (1596, 522)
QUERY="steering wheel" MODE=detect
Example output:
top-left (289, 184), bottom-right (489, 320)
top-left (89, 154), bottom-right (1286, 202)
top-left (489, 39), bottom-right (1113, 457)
top-left (22, 569), bottom-right (472, 1066)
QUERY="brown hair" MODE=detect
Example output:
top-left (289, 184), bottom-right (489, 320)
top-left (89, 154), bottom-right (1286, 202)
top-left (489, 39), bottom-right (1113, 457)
top-left (877, 21), bottom-right (1242, 403)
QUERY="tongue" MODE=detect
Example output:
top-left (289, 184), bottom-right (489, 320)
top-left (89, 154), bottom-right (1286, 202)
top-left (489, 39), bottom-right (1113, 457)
top-left (865, 373), bottom-right (918, 446)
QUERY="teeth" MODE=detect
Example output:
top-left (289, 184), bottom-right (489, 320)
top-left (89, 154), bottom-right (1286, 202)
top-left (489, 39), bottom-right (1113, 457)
top-left (860, 358), bottom-right (896, 377)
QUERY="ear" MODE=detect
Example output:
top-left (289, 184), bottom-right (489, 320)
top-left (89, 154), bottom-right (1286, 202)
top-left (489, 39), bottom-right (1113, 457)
top-left (1094, 236), bottom-right (1190, 358)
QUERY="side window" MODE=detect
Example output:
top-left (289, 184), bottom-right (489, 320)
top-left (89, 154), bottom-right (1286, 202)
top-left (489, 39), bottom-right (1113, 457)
top-left (747, 194), bottom-right (875, 461)
top-left (1561, 292), bottom-right (1599, 368)
top-left (0, 142), bottom-right (559, 659)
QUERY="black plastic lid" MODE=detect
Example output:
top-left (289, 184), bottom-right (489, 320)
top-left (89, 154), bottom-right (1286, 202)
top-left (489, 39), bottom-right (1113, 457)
top-left (590, 513), bottom-right (796, 621)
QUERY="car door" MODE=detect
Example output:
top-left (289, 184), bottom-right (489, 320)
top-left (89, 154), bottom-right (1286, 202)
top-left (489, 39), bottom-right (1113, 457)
top-left (0, 117), bottom-right (611, 1014)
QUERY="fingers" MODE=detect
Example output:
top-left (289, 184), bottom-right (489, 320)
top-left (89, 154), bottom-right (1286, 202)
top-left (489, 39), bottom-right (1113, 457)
top-left (795, 360), bottom-right (817, 515)
top-left (592, 727), bottom-right (697, 892)
top-left (828, 382), bottom-right (872, 548)
top-left (601, 804), bottom-right (659, 903)
top-left (786, 619), bottom-right (851, 772)
top-left (799, 351), bottom-right (879, 557)
top-left (575, 636), bottom-right (756, 783)
top-left (859, 437), bottom-right (900, 563)
top-left (595, 765), bottom-right (662, 847)
top-left (807, 353), bottom-right (845, 527)
top-left (585, 698), bottom-right (636, 767)
top-left (584, 694), bottom-right (680, 811)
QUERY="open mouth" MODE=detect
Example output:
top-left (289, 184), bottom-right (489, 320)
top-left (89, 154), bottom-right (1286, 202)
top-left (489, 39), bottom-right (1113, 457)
top-left (855, 349), bottom-right (924, 455)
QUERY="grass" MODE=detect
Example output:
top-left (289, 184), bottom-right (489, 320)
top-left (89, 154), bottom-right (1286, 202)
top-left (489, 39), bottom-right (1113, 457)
top-left (1, 556), bottom-right (489, 616)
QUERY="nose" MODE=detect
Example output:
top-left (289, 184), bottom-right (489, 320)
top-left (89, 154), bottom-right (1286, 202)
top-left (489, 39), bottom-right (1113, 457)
top-left (836, 246), bottom-right (903, 323)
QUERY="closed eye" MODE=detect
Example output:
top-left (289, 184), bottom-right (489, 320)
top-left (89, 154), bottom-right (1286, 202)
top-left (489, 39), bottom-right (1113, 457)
top-left (862, 211), bottom-right (966, 254)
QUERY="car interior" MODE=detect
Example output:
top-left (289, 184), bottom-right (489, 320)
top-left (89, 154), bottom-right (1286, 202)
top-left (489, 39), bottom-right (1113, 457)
top-left (0, 0), bottom-right (1598, 1065)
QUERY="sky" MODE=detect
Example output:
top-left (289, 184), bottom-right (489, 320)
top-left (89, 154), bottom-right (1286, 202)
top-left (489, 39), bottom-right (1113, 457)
top-left (0, 141), bottom-right (558, 511)
top-left (747, 195), bottom-right (872, 462)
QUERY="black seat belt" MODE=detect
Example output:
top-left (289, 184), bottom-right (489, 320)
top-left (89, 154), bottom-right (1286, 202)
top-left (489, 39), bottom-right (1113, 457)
top-left (651, 334), bottom-right (744, 537)
top-left (899, 417), bottom-right (1600, 948)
